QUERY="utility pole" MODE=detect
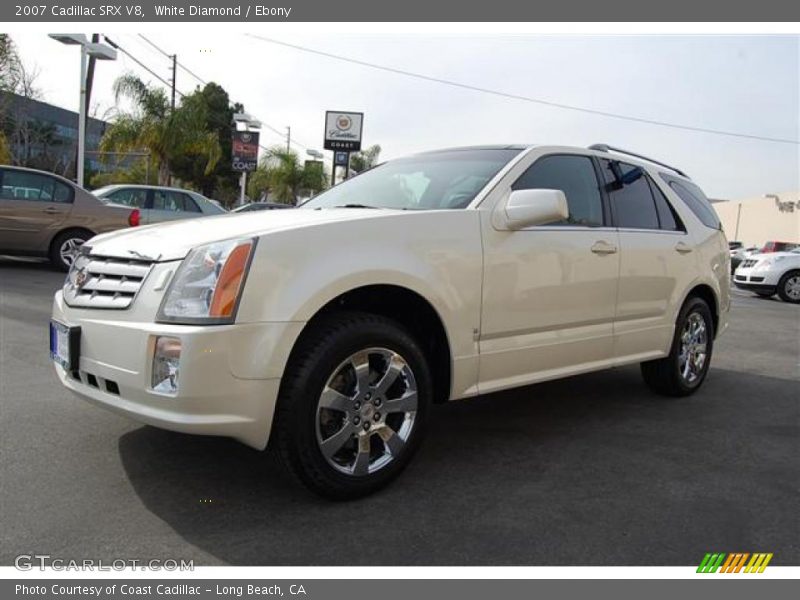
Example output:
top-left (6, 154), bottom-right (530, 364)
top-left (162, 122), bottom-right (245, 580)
top-left (170, 54), bottom-right (177, 110)
top-left (286, 126), bottom-right (291, 152)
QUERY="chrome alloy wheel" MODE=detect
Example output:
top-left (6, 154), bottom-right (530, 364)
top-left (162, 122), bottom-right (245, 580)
top-left (315, 347), bottom-right (418, 476)
top-left (678, 312), bottom-right (708, 384)
top-left (783, 275), bottom-right (800, 300)
top-left (59, 237), bottom-right (85, 267)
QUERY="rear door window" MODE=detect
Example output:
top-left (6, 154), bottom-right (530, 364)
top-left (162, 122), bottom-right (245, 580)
top-left (153, 190), bottom-right (201, 213)
top-left (600, 159), bottom-right (660, 230)
top-left (103, 188), bottom-right (148, 208)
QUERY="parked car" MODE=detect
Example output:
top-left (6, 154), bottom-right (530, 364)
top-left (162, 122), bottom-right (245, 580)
top-left (734, 248), bottom-right (800, 303)
top-left (93, 184), bottom-right (226, 224)
top-left (759, 240), bottom-right (799, 254)
top-left (0, 165), bottom-right (138, 271)
top-left (51, 144), bottom-right (729, 498)
top-left (730, 245), bottom-right (759, 273)
top-left (232, 202), bottom-right (294, 213)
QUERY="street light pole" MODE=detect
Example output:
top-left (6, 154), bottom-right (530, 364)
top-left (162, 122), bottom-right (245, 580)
top-left (49, 35), bottom-right (116, 188)
top-left (77, 44), bottom-right (88, 188)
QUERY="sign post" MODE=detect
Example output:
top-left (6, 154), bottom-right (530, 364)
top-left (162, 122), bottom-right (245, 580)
top-left (324, 111), bottom-right (363, 185)
top-left (231, 129), bottom-right (260, 205)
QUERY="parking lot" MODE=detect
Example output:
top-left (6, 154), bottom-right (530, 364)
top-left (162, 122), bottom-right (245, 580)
top-left (1, 255), bottom-right (797, 567)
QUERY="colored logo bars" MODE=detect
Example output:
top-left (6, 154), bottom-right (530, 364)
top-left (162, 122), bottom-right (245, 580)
top-left (697, 553), bottom-right (773, 573)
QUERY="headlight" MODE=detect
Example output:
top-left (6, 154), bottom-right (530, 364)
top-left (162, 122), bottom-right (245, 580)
top-left (156, 238), bottom-right (256, 324)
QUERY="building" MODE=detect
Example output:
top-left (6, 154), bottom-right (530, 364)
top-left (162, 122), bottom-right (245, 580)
top-left (713, 191), bottom-right (800, 247)
top-left (0, 91), bottom-right (108, 179)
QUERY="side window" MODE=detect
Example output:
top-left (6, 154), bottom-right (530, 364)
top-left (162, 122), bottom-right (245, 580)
top-left (600, 159), bottom-right (659, 230)
top-left (512, 155), bottom-right (604, 226)
top-left (649, 179), bottom-right (683, 232)
top-left (666, 179), bottom-right (721, 230)
top-left (153, 190), bottom-right (200, 213)
top-left (0, 170), bottom-right (73, 203)
top-left (178, 193), bottom-right (201, 213)
top-left (106, 188), bottom-right (147, 208)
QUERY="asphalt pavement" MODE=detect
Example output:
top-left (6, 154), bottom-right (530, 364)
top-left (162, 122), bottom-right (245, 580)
top-left (1, 256), bottom-right (798, 566)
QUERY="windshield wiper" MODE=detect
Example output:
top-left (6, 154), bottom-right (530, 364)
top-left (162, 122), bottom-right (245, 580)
top-left (332, 203), bottom-right (381, 209)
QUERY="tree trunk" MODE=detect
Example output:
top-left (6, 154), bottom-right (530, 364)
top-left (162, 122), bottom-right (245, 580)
top-left (158, 159), bottom-right (170, 186)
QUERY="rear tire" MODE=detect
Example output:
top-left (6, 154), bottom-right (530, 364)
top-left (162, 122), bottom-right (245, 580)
top-left (776, 271), bottom-right (800, 304)
top-left (641, 297), bottom-right (714, 397)
top-left (272, 311), bottom-right (432, 500)
top-left (49, 229), bottom-right (92, 272)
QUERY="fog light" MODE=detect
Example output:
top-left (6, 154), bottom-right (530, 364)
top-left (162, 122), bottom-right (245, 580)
top-left (152, 336), bottom-right (181, 394)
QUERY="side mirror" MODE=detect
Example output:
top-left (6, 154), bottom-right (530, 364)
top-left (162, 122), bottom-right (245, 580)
top-left (496, 189), bottom-right (569, 230)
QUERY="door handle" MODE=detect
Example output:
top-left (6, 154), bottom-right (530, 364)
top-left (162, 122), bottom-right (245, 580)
top-left (591, 241), bottom-right (618, 255)
top-left (42, 207), bottom-right (59, 214)
top-left (675, 242), bottom-right (693, 254)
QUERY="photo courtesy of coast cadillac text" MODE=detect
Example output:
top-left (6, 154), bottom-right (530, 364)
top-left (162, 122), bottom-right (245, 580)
top-left (0, 0), bottom-right (798, 597)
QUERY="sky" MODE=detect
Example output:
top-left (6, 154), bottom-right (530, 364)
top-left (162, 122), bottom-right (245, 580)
top-left (10, 32), bottom-right (799, 200)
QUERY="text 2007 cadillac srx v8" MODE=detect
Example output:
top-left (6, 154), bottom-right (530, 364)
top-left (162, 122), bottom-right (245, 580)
top-left (51, 145), bottom-right (730, 498)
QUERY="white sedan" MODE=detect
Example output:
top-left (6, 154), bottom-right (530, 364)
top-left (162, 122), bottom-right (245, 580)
top-left (733, 248), bottom-right (800, 303)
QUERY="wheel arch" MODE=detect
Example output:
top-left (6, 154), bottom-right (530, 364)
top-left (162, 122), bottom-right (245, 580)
top-left (286, 283), bottom-right (454, 404)
top-left (682, 283), bottom-right (719, 337)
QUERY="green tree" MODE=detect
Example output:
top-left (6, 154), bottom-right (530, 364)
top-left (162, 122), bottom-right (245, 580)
top-left (99, 74), bottom-right (220, 185)
top-left (248, 146), bottom-right (328, 205)
top-left (0, 131), bottom-right (11, 163)
top-left (89, 156), bottom-right (157, 188)
top-left (170, 82), bottom-right (242, 198)
top-left (349, 144), bottom-right (382, 174)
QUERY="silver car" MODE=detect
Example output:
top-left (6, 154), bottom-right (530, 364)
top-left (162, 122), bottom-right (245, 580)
top-left (93, 185), bottom-right (226, 224)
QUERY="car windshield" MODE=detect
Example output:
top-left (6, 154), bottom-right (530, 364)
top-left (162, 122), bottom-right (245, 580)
top-left (301, 148), bottom-right (522, 211)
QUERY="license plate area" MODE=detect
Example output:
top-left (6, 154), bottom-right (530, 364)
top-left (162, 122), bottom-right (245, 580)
top-left (50, 320), bottom-right (80, 371)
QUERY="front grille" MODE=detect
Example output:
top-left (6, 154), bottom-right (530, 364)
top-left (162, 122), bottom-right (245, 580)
top-left (63, 255), bottom-right (153, 309)
top-left (740, 259), bottom-right (759, 269)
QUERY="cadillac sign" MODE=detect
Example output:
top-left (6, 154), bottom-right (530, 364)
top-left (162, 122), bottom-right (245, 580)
top-left (232, 130), bottom-right (260, 172)
top-left (324, 111), bottom-right (364, 152)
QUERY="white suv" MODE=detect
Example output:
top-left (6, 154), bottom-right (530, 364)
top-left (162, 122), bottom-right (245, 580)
top-left (50, 144), bottom-right (730, 498)
top-left (734, 248), bottom-right (800, 303)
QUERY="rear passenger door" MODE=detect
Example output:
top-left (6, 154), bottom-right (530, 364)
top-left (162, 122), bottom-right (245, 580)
top-left (599, 159), bottom-right (693, 361)
top-left (149, 190), bottom-right (203, 223)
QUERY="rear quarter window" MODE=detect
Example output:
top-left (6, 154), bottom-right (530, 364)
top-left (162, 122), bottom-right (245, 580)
top-left (662, 176), bottom-right (720, 230)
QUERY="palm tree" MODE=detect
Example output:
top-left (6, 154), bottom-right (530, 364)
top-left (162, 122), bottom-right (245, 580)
top-left (249, 146), bottom-right (327, 205)
top-left (349, 144), bottom-right (382, 174)
top-left (100, 74), bottom-right (220, 185)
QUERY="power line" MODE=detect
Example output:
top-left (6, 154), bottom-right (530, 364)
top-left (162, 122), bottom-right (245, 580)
top-left (103, 36), bottom-right (185, 99)
top-left (138, 34), bottom-right (208, 87)
top-left (106, 35), bottom-right (316, 155)
top-left (246, 33), bottom-right (799, 146)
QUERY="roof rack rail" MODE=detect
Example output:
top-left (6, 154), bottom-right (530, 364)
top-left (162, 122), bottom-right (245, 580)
top-left (588, 144), bottom-right (690, 179)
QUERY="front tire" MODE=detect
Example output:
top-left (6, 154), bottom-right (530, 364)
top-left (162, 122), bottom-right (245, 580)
top-left (641, 297), bottom-right (714, 397)
top-left (776, 271), bottom-right (800, 304)
top-left (272, 311), bottom-right (432, 500)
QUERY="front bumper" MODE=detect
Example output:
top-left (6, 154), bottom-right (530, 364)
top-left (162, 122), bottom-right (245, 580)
top-left (733, 265), bottom-right (780, 294)
top-left (51, 289), bottom-right (303, 450)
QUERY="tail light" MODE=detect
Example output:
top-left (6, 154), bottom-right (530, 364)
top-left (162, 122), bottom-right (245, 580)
top-left (128, 209), bottom-right (140, 227)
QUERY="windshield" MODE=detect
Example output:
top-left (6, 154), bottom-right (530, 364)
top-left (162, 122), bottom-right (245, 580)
top-left (301, 148), bottom-right (522, 210)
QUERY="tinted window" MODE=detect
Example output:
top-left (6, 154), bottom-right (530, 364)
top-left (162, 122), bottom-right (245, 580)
top-left (512, 155), bottom-right (604, 226)
top-left (153, 190), bottom-right (200, 213)
top-left (649, 179), bottom-right (683, 231)
top-left (0, 170), bottom-right (73, 203)
top-left (103, 188), bottom-right (147, 208)
top-left (666, 179), bottom-right (720, 230)
top-left (601, 159), bottom-right (659, 229)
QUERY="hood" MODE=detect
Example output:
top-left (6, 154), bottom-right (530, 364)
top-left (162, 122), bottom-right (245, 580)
top-left (85, 208), bottom-right (396, 261)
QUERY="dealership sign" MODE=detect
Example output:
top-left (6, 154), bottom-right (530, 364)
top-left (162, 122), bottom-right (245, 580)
top-left (324, 111), bottom-right (363, 152)
top-left (231, 130), bottom-right (260, 172)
